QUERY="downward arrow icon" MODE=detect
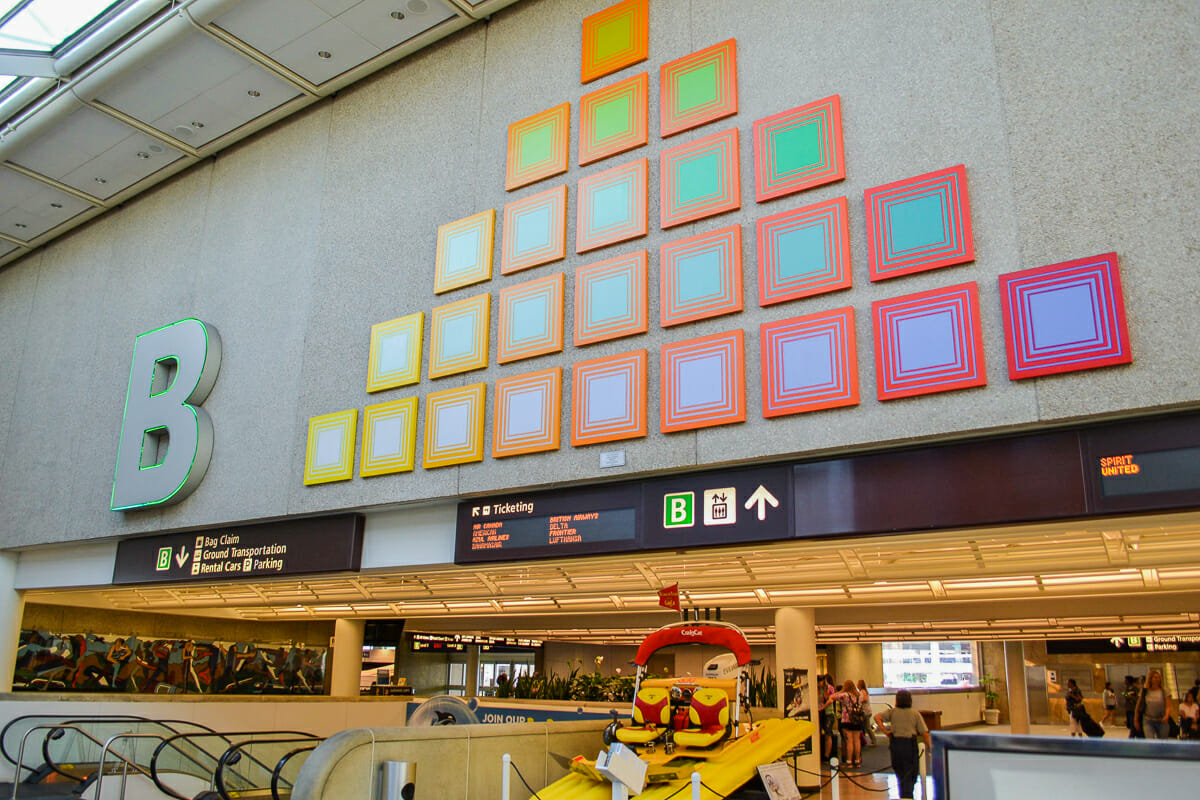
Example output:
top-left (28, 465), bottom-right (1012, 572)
top-left (175, 547), bottom-right (190, 568)
top-left (743, 485), bottom-right (779, 521)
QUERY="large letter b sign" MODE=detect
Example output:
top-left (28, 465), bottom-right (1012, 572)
top-left (111, 319), bottom-right (222, 511)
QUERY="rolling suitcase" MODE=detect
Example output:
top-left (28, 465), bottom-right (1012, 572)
top-left (1074, 705), bottom-right (1105, 737)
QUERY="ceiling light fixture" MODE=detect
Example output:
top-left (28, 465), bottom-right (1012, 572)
top-left (94, 177), bottom-right (107, 184)
top-left (317, 50), bottom-right (332, 59)
top-left (247, 90), bottom-right (261, 97)
top-left (49, 202), bottom-right (62, 209)
top-left (391, 11), bottom-right (405, 20)
top-left (136, 152), bottom-right (150, 159)
top-left (14, 223), bottom-right (26, 228)
top-left (408, 0), bottom-right (428, 13)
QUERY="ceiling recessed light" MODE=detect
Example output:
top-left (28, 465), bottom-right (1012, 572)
top-left (390, 10), bottom-right (405, 19)
top-left (408, 0), bottom-right (428, 13)
top-left (13, 222), bottom-right (26, 228)
top-left (190, 121), bottom-right (205, 128)
top-left (49, 202), bottom-right (62, 209)
top-left (136, 151), bottom-right (150, 159)
top-left (173, 125), bottom-right (194, 138)
top-left (94, 177), bottom-right (107, 184)
top-left (317, 50), bottom-right (332, 59)
top-left (148, 144), bottom-right (165, 153)
top-left (247, 89), bottom-right (261, 97)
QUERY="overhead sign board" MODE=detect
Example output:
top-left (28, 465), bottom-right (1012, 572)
top-left (113, 514), bottom-right (364, 584)
top-left (1046, 635), bottom-right (1200, 654)
top-left (643, 466), bottom-right (792, 550)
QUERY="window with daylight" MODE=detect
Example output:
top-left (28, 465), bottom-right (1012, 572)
top-left (882, 641), bottom-right (978, 689)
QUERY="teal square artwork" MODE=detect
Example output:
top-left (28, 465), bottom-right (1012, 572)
top-left (574, 250), bottom-right (648, 345)
top-left (756, 196), bottom-right (851, 306)
top-left (577, 158), bottom-right (648, 253)
top-left (498, 272), bottom-right (564, 363)
top-left (660, 224), bottom-right (743, 327)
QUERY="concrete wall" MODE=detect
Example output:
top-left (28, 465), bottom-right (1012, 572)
top-left (21, 603), bottom-right (332, 644)
top-left (0, 0), bottom-right (1196, 547)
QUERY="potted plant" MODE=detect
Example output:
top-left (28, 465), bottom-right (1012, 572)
top-left (981, 673), bottom-right (1001, 724)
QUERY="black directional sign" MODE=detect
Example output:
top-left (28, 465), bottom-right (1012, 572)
top-left (643, 465), bottom-right (793, 550)
top-left (113, 514), bottom-right (364, 584)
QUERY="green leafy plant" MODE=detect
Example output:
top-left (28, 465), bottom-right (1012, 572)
top-left (747, 665), bottom-right (778, 708)
top-left (980, 673), bottom-right (1000, 709)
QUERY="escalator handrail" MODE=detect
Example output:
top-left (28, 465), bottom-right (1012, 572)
top-left (0, 714), bottom-right (148, 772)
top-left (151, 731), bottom-right (317, 800)
top-left (11, 724), bottom-right (154, 800)
top-left (92, 731), bottom-right (168, 800)
top-left (40, 717), bottom-right (216, 783)
top-left (270, 745), bottom-right (318, 800)
top-left (215, 736), bottom-right (324, 800)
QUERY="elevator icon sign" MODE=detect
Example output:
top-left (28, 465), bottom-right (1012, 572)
top-left (703, 488), bottom-right (737, 526)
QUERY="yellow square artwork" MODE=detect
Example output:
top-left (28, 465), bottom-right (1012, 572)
top-left (361, 397), bottom-right (418, 477)
top-left (303, 409), bottom-right (357, 485)
top-left (366, 312), bottom-right (423, 392)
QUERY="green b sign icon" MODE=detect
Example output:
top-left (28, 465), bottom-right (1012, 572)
top-left (663, 492), bottom-right (695, 528)
top-left (156, 547), bottom-right (172, 571)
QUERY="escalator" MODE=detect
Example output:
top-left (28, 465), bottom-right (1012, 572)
top-left (152, 731), bottom-right (321, 800)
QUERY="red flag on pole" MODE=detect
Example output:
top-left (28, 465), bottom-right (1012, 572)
top-left (658, 583), bottom-right (681, 611)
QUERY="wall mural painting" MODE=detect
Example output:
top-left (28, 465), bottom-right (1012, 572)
top-left (13, 630), bottom-right (326, 694)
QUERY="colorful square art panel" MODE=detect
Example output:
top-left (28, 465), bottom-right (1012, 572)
top-left (577, 157), bottom-right (648, 253)
top-left (574, 250), bottom-right (648, 346)
top-left (423, 383), bottom-right (485, 468)
top-left (366, 312), bottom-right (423, 392)
top-left (999, 252), bottom-right (1132, 380)
top-left (434, 209), bottom-right (494, 294)
top-left (501, 184), bottom-right (567, 275)
top-left (756, 196), bottom-right (851, 306)
top-left (581, 0), bottom-right (649, 84)
top-left (360, 397), bottom-right (418, 477)
top-left (661, 329), bottom-right (745, 433)
top-left (661, 128), bottom-right (740, 229)
top-left (865, 164), bottom-right (975, 281)
top-left (872, 282), bottom-right (987, 400)
top-left (498, 272), bottom-right (565, 364)
top-left (506, 102), bottom-right (570, 192)
top-left (572, 349), bottom-right (647, 446)
top-left (580, 72), bottom-right (649, 166)
top-left (493, 367), bottom-right (562, 458)
top-left (760, 307), bottom-right (859, 418)
top-left (303, 409), bottom-right (357, 485)
top-left (660, 39), bottom-right (738, 137)
top-left (660, 224), bottom-right (743, 327)
top-left (753, 94), bottom-right (845, 202)
top-left (429, 293), bottom-right (490, 379)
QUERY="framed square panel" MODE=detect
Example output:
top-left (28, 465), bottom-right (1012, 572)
top-left (753, 94), bottom-right (845, 202)
top-left (434, 209), bottom-right (495, 294)
top-left (660, 38), bottom-right (738, 137)
top-left (366, 312), bottom-right (424, 392)
top-left (661, 127), bottom-right (740, 229)
top-left (865, 164), bottom-right (975, 281)
top-left (999, 252), bottom-right (1131, 380)
top-left (661, 329), bottom-right (745, 433)
top-left (429, 293), bottom-right (490, 378)
top-left (574, 249), bottom-right (648, 346)
top-left (303, 409), bottom-right (357, 485)
top-left (577, 157), bottom-right (648, 253)
top-left (580, 71), bottom-right (649, 166)
top-left (572, 349), bottom-right (647, 446)
top-left (872, 282), bottom-right (987, 400)
top-left (498, 272), bottom-right (565, 364)
top-left (506, 102), bottom-right (570, 192)
top-left (761, 307), bottom-right (859, 418)
top-left (502, 184), bottom-right (567, 275)
top-left (361, 397), bottom-right (418, 477)
top-left (660, 224), bottom-right (743, 327)
top-left (493, 367), bottom-right (562, 458)
top-left (757, 196), bottom-right (851, 306)
top-left (423, 383), bottom-right (486, 468)
top-left (581, 0), bottom-right (648, 84)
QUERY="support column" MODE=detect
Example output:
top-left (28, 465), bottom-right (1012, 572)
top-left (1004, 641), bottom-right (1030, 734)
top-left (330, 618), bottom-right (365, 698)
top-left (0, 552), bottom-right (24, 693)
top-left (775, 607), bottom-right (821, 790)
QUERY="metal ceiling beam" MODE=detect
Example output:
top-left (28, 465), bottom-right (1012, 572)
top-left (0, 51), bottom-right (56, 78)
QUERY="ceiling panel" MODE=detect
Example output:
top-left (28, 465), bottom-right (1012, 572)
top-left (267, 17), bottom-right (380, 85)
top-left (0, 169), bottom-right (95, 240)
top-left (58, 133), bottom-right (186, 200)
top-left (212, 0), bottom-right (334, 55)
top-left (6, 103), bottom-right (137, 180)
top-left (149, 64), bottom-right (302, 147)
top-left (339, 0), bottom-right (455, 51)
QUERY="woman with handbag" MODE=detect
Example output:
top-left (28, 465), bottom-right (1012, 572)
top-left (831, 679), bottom-right (866, 768)
top-left (875, 689), bottom-right (932, 800)
top-left (1136, 669), bottom-right (1175, 739)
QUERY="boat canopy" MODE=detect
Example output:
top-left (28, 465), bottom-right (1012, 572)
top-left (633, 622), bottom-right (752, 666)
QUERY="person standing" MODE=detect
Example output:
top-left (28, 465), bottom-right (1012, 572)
top-left (1123, 675), bottom-right (1143, 737)
top-left (857, 679), bottom-right (877, 746)
top-left (1136, 669), bottom-right (1174, 739)
top-left (830, 679), bottom-right (864, 768)
top-left (875, 689), bottom-right (931, 800)
top-left (817, 674), bottom-right (837, 763)
top-left (1178, 687), bottom-right (1199, 740)
top-left (1101, 681), bottom-right (1116, 726)
top-left (1065, 679), bottom-right (1084, 736)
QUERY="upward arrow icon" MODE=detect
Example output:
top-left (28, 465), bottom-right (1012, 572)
top-left (175, 547), bottom-right (190, 568)
top-left (743, 485), bottom-right (779, 521)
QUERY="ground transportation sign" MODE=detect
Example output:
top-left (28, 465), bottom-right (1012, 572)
top-left (113, 514), bottom-right (364, 584)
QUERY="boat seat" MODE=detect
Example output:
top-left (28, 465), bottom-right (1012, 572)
top-left (615, 686), bottom-right (671, 745)
top-left (673, 687), bottom-right (730, 749)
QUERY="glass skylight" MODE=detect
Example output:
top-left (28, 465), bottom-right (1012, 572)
top-left (0, 0), bottom-right (118, 54)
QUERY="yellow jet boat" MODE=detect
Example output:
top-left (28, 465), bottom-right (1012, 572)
top-left (533, 621), bottom-right (815, 799)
